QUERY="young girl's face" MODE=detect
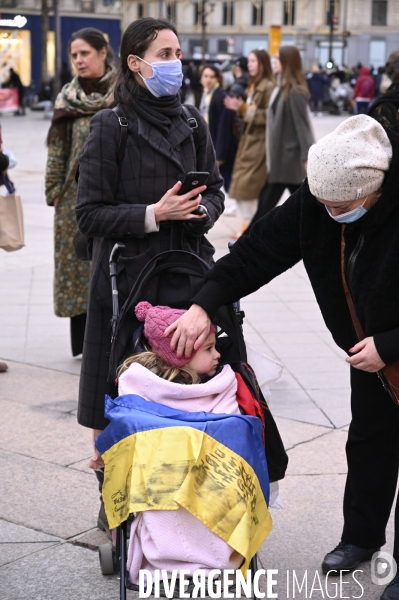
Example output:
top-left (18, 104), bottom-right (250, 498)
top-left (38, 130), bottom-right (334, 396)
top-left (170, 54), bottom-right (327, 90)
top-left (187, 332), bottom-right (220, 377)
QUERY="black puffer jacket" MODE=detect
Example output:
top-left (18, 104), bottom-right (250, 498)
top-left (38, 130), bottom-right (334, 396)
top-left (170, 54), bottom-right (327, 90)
top-left (193, 125), bottom-right (399, 365)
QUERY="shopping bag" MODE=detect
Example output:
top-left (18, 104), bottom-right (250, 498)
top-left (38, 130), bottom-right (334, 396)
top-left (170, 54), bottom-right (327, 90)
top-left (0, 191), bottom-right (25, 251)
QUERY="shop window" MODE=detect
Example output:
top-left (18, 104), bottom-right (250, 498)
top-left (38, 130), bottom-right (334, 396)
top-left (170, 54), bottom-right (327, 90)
top-left (372, 0), bottom-right (388, 25)
top-left (218, 39), bottom-right (228, 52)
top-left (189, 39), bottom-right (205, 55)
top-left (369, 39), bottom-right (386, 67)
top-left (81, 0), bottom-right (95, 12)
top-left (167, 1), bottom-right (177, 22)
top-left (283, 0), bottom-right (296, 26)
top-left (222, 2), bottom-right (234, 26)
top-left (252, 1), bottom-right (264, 26)
top-left (0, 30), bottom-right (31, 86)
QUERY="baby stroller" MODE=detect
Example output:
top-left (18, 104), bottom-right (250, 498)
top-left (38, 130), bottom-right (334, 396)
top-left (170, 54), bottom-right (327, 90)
top-left (97, 244), bottom-right (288, 599)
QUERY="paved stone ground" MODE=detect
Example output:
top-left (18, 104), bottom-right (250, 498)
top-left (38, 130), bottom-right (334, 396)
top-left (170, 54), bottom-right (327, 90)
top-left (0, 110), bottom-right (394, 599)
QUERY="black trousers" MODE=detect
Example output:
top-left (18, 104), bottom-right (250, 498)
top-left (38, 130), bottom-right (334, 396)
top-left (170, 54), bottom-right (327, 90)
top-left (70, 312), bottom-right (87, 357)
top-left (246, 181), bottom-right (301, 233)
top-left (343, 367), bottom-right (399, 560)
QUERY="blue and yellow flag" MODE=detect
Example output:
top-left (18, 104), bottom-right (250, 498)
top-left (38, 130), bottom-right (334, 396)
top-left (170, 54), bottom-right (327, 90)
top-left (96, 394), bottom-right (272, 562)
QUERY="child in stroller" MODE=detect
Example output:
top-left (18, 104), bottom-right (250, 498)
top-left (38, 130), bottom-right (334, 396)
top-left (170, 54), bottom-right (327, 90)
top-left (96, 300), bottom-right (274, 592)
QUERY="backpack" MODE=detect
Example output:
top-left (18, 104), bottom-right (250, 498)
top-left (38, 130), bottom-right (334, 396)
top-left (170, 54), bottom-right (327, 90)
top-left (359, 78), bottom-right (373, 98)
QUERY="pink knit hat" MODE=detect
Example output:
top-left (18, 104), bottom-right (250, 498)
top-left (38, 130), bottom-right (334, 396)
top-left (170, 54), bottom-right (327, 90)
top-left (135, 301), bottom-right (216, 367)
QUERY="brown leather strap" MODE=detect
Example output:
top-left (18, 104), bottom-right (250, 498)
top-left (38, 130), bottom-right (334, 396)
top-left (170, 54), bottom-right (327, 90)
top-left (340, 224), bottom-right (366, 341)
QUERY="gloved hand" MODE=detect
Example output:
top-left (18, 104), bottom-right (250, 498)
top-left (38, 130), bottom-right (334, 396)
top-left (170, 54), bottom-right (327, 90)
top-left (183, 206), bottom-right (214, 236)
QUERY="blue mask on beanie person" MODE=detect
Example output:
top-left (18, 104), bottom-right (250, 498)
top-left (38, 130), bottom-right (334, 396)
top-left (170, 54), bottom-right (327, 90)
top-left (135, 56), bottom-right (183, 97)
top-left (325, 196), bottom-right (368, 224)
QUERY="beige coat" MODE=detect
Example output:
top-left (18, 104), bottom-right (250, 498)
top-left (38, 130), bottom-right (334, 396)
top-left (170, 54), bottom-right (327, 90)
top-left (229, 78), bottom-right (275, 201)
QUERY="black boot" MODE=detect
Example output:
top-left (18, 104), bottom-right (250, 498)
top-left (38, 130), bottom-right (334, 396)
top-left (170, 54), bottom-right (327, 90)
top-left (322, 541), bottom-right (380, 573)
top-left (381, 574), bottom-right (399, 600)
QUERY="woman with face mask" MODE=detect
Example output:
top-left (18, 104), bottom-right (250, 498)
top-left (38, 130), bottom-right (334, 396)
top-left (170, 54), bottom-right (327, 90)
top-left (45, 28), bottom-right (116, 358)
top-left (75, 18), bottom-right (224, 536)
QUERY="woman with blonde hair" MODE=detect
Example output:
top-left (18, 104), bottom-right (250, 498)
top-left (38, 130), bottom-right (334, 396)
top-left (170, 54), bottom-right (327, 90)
top-left (246, 45), bottom-right (315, 231)
top-left (224, 48), bottom-right (275, 238)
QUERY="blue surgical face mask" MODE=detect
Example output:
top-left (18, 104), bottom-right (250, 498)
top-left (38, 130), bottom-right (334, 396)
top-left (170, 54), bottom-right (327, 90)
top-left (325, 196), bottom-right (368, 224)
top-left (135, 56), bottom-right (183, 98)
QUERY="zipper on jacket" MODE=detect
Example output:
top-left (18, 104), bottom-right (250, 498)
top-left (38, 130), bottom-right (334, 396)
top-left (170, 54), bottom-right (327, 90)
top-left (346, 231), bottom-right (364, 294)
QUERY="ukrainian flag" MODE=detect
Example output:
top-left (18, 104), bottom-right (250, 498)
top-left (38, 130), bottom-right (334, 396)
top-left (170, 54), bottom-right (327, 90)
top-left (96, 394), bottom-right (272, 563)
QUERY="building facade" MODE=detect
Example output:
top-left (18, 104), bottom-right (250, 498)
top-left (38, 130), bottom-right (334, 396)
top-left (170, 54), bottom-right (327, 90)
top-left (0, 0), bottom-right (122, 90)
top-left (123, 0), bottom-right (399, 70)
top-left (0, 0), bottom-right (397, 91)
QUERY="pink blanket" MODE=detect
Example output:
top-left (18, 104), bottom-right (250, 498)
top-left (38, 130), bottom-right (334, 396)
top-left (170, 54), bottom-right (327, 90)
top-left (118, 363), bottom-right (243, 583)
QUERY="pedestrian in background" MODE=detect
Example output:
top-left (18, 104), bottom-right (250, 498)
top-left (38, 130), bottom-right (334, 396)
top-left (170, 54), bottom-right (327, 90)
top-left (224, 49), bottom-right (275, 239)
top-left (246, 45), bottom-right (314, 230)
top-left (368, 50), bottom-right (399, 128)
top-left (353, 66), bottom-right (375, 114)
top-left (186, 61), bottom-right (203, 109)
top-left (228, 56), bottom-right (249, 100)
top-left (45, 28), bottom-right (116, 357)
top-left (0, 121), bottom-right (13, 374)
top-left (308, 64), bottom-right (327, 116)
top-left (199, 65), bottom-right (237, 192)
top-left (3, 67), bottom-right (25, 116)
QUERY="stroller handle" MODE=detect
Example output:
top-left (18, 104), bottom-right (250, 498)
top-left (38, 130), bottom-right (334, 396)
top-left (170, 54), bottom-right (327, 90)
top-left (109, 243), bottom-right (125, 342)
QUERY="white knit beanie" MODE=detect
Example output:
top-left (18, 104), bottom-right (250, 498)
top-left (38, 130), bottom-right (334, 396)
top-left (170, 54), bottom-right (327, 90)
top-left (308, 114), bottom-right (392, 201)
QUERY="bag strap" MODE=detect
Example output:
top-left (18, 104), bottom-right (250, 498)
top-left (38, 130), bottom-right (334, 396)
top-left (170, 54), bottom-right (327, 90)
top-left (182, 104), bottom-right (200, 152)
top-left (112, 105), bottom-right (128, 165)
top-left (340, 224), bottom-right (365, 341)
top-left (75, 105), bottom-right (128, 184)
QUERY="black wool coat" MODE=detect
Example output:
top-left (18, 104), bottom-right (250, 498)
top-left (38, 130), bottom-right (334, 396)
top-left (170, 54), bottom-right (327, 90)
top-left (76, 102), bottom-right (224, 430)
top-left (193, 125), bottom-right (399, 366)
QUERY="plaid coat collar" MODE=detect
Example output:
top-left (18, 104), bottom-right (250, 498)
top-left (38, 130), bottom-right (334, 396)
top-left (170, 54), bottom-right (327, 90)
top-left (136, 111), bottom-right (194, 173)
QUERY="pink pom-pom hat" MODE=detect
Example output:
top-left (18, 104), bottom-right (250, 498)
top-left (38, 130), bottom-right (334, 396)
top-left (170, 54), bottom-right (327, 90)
top-left (134, 301), bottom-right (216, 367)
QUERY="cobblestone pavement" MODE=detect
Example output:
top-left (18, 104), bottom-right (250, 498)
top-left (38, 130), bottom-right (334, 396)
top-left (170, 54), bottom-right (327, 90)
top-left (0, 110), bottom-right (392, 599)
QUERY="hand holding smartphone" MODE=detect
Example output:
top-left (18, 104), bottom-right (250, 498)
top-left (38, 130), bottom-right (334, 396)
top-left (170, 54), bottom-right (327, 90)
top-left (177, 171), bottom-right (209, 196)
top-left (178, 171), bottom-right (209, 217)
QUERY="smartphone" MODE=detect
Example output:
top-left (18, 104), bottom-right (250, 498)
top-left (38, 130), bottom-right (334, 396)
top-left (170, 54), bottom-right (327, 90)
top-left (178, 171), bottom-right (209, 196)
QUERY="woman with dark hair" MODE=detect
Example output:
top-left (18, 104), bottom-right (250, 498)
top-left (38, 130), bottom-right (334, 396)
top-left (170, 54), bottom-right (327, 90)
top-left (75, 17), bottom-right (224, 532)
top-left (246, 45), bottom-right (314, 230)
top-left (45, 28), bottom-right (116, 357)
top-left (223, 49), bottom-right (275, 238)
top-left (199, 65), bottom-right (238, 192)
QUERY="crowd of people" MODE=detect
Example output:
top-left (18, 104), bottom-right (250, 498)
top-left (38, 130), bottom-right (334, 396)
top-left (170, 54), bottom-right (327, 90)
top-left (3, 16), bottom-right (399, 599)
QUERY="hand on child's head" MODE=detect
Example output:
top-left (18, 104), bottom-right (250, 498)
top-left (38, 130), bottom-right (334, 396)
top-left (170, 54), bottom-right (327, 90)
top-left (186, 333), bottom-right (220, 377)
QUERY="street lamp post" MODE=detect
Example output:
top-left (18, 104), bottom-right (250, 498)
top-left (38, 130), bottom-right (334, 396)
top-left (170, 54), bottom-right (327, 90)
top-left (53, 0), bottom-right (62, 98)
top-left (199, 0), bottom-right (215, 65)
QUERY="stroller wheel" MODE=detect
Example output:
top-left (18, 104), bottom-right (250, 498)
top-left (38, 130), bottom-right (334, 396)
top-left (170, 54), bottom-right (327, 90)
top-left (99, 543), bottom-right (115, 575)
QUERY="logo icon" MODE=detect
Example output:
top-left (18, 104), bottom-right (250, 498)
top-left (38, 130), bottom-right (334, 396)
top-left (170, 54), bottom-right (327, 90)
top-left (371, 551), bottom-right (397, 586)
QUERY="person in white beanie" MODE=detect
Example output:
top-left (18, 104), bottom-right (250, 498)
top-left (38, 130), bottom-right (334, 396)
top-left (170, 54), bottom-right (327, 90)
top-left (165, 114), bottom-right (399, 600)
